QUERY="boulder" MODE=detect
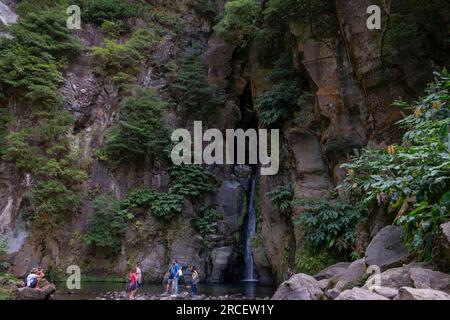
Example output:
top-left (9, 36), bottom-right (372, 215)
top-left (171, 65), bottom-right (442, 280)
top-left (272, 274), bottom-right (323, 300)
top-left (330, 258), bottom-right (367, 292)
top-left (438, 221), bottom-right (450, 267)
top-left (409, 267), bottom-right (450, 294)
top-left (314, 262), bottom-right (351, 280)
top-left (372, 286), bottom-right (399, 299)
top-left (335, 288), bottom-right (389, 300)
top-left (365, 226), bottom-right (409, 271)
top-left (396, 287), bottom-right (450, 300)
top-left (209, 247), bottom-right (233, 283)
top-left (16, 279), bottom-right (56, 300)
top-left (374, 266), bottom-right (414, 289)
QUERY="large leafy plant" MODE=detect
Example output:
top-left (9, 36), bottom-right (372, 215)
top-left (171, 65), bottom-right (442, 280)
top-left (85, 192), bottom-right (126, 253)
top-left (294, 197), bottom-right (363, 259)
top-left (341, 70), bottom-right (450, 259)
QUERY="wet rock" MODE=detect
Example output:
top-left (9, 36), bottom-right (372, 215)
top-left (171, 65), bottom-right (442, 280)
top-left (209, 247), bottom-right (233, 283)
top-left (365, 226), bottom-right (409, 271)
top-left (396, 287), bottom-right (450, 300)
top-left (16, 279), bottom-right (56, 300)
top-left (335, 288), bottom-right (389, 300)
top-left (272, 274), bottom-right (323, 300)
top-left (314, 262), bottom-right (351, 281)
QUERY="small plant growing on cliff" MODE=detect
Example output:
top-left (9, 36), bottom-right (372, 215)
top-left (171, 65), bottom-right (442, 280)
top-left (121, 188), bottom-right (184, 222)
top-left (266, 181), bottom-right (293, 215)
top-left (195, 206), bottom-right (222, 234)
top-left (85, 192), bottom-right (126, 253)
top-left (169, 164), bottom-right (219, 197)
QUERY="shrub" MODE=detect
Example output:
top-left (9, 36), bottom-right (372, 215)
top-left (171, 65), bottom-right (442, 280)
top-left (171, 54), bottom-right (225, 119)
top-left (294, 197), bottom-right (363, 260)
top-left (256, 54), bottom-right (304, 128)
top-left (195, 206), bottom-right (222, 234)
top-left (85, 192), bottom-right (126, 253)
top-left (72, 0), bottom-right (143, 32)
top-left (90, 28), bottom-right (161, 86)
top-left (341, 70), bottom-right (450, 259)
top-left (120, 188), bottom-right (183, 222)
top-left (102, 89), bottom-right (170, 165)
top-left (169, 164), bottom-right (219, 197)
top-left (0, 235), bottom-right (10, 273)
top-left (266, 181), bottom-right (293, 216)
top-left (29, 180), bottom-right (81, 222)
top-left (213, 0), bottom-right (261, 42)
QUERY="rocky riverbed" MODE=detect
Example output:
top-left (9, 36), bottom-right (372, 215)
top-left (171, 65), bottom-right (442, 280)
top-left (95, 291), bottom-right (271, 301)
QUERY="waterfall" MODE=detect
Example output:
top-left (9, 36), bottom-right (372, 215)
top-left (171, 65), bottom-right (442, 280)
top-left (0, 1), bottom-right (18, 25)
top-left (242, 173), bottom-right (258, 282)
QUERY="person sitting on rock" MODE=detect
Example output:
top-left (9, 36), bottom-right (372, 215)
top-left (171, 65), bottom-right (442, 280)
top-left (26, 268), bottom-right (39, 289)
top-left (36, 268), bottom-right (46, 290)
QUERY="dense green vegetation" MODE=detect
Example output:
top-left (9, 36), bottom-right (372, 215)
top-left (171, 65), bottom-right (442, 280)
top-left (120, 188), bottom-right (184, 222)
top-left (256, 54), bottom-right (305, 128)
top-left (169, 164), bottom-right (219, 197)
top-left (294, 197), bottom-right (363, 260)
top-left (90, 28), bottom-right (162, 88)
top-left (85, 192), bottom-right (126, 253)
top-left (195, 206), bottom-right (222, 235)
top-left (214, 0), bottom-right (337, 45)
top-left (341, 71), bottom-right (450, 260)
top-left (267, 181), bottom-right (293, 216)
top-left (171, 53), bottom-right (225, 120)
top-left (0, 6), bottom-right (86, 234)
top-left (101, 89), bottom-right (170, 165)
top-left (0, 236), bottom-right (9, 273)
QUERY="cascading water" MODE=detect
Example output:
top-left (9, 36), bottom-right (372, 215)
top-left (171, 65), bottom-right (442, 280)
top-left (242, 173), bottom-right (258, 282)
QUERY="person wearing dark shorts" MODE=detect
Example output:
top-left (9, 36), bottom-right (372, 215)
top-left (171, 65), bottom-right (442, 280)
top-left (127, 267), bottom-right (138, 300)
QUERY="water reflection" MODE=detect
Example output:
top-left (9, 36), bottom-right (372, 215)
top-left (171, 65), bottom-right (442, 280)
top-left (54, 281), bottom-right (274, 300)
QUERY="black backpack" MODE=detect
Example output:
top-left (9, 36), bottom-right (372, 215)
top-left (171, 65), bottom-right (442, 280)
top-left (23, 273), bottom-right (29, 286)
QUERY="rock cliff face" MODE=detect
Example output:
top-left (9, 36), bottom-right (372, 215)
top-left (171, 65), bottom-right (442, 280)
top-left (0, 0), bottom-right (448, 287)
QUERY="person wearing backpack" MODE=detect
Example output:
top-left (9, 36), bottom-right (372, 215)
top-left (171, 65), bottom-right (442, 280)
top-left (171, 260), bottom-right (181, 296)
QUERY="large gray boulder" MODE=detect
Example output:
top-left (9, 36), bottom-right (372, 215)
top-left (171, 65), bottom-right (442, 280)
top-left (272, 274), bottom-right (323, 300)
top-left (365, 226), bottom-right (409, 271)
top-left (335, 288), bottom-right (389, 300)
top-left (16, 279), bottom-right (56, 300)
top-left (314, 262), bottom-right (351, 280)
top-left (376, 266), bottom-right (414, 288)
top-left (396, 287), bottom-right (450, 300)
top-left (331, 258), bottom-right (367, 292)
top-left (409, 267), bottom-right (450, 294)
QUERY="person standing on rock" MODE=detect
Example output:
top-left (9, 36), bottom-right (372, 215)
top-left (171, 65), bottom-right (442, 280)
top-left (127, 267), bottom-right (138, 300)
top-left (136, 263), bottom-right (142, 288)
top-left (190, 266), bottom-right (199, 296)
top-left (171, 260), bottom-right (181, 297)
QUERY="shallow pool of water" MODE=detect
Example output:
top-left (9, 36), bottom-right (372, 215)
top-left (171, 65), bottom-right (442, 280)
top-left (54, 281), bottom-right (275, 300)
